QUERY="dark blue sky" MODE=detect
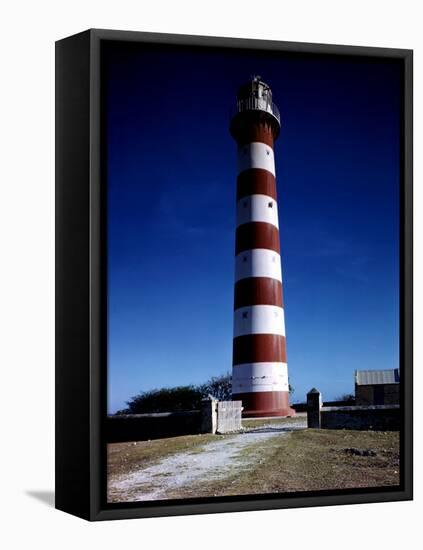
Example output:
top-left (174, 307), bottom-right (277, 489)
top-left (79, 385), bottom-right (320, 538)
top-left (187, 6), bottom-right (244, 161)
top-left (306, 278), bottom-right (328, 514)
top-left (105, 43), bottom-right (401, 413)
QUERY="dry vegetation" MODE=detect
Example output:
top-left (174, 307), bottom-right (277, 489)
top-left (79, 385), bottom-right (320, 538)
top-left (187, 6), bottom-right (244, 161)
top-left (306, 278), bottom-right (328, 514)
top-left (192, 429), bottom-right (400, 497)
top-left (108, 433), bottom-right (230, 478)
top-left (108, 425), bottom-right (399, 501)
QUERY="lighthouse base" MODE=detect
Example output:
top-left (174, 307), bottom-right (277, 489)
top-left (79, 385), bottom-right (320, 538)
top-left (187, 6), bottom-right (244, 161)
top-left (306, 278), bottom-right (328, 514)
top-left (233, 391), bottom-right (295, 418)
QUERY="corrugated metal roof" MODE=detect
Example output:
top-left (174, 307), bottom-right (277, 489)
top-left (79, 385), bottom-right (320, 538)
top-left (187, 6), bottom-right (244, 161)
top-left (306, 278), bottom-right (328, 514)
top-left (355, 369), bottom-right (399, 386)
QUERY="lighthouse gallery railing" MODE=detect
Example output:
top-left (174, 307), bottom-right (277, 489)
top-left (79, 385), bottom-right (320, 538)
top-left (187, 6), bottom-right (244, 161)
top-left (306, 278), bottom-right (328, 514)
top-left (234, 97), bottom-right (281, 125)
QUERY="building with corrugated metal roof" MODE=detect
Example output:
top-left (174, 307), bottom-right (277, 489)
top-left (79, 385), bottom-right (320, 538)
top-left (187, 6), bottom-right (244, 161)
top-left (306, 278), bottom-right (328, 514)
top-left (355, 369), bottom-right (400, 406)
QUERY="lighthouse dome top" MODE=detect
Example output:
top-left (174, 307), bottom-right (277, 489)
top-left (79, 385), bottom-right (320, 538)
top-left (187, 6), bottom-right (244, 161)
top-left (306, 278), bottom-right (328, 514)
top-left (230, 76), bottom-right (281, 140)
top-left (237, 75), bottom-right (272, 100)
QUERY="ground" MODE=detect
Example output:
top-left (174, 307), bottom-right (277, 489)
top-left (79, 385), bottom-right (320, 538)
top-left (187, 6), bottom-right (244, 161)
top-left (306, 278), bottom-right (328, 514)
top-left (107, 416), bottom-right (400, 503)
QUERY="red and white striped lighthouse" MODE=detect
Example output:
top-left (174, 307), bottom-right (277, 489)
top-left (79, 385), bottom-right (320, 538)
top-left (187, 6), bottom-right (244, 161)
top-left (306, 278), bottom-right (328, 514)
top-left (230, 76), bottom-right (295, 418)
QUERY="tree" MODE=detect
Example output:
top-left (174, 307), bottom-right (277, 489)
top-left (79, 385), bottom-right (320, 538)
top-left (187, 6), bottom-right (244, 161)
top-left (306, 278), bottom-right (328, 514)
top-left (199, 372), bottom-right (232, 401)
top-left (116, 373), bottom-right (233, 414)
top-left (334, 393), bottom-right (355, 403)
top-left (118, 385), bottom-right (204, 414)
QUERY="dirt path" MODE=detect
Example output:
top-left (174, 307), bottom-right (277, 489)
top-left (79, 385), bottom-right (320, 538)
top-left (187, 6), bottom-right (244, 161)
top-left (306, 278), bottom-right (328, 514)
top-left (108, 420), bottom-right (306, 502)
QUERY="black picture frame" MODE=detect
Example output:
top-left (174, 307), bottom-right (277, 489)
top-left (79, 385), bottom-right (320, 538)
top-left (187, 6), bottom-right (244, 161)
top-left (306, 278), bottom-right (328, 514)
top-left (55, 28), bottom-right (413, 521)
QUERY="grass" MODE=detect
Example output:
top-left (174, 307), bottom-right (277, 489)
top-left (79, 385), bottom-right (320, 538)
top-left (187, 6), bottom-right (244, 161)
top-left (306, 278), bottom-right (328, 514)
top-left (108, 433), bottom-right (230, 478)
top-left (107, 416), bottom-right (299, 479)
top-left (108, 427), bottom-right (400, 501)
top-left (181, 429), bottom-right (400, 498)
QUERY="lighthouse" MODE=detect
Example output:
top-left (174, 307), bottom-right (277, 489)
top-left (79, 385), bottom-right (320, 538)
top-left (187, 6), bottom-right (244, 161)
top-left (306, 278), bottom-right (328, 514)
top-left (230, 76), bottom-right (295, 418)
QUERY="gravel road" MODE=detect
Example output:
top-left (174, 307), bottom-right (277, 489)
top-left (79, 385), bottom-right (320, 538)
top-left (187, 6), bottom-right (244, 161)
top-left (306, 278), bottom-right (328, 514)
top-left (108, 419), bottom-right (306, 502)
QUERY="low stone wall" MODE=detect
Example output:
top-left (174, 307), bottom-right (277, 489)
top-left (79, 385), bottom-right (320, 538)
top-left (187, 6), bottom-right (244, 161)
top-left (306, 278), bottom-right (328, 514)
top-left (107, 411), bottom-right (202, 443)
top-left (307, 388), bottom-right (400, 431)
top-left (107, 398), bottom-right (242, 442)
top-left (321, 405), bottom-right (400, 431)
top-left (293, 399), bottom-right (355, 413)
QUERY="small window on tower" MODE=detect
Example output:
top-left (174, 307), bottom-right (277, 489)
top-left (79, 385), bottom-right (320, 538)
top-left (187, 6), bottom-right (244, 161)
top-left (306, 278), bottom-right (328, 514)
top-left (266, 149), bottom-right (270, 156)
top-left (242, 311), bottom-right (248, 319)
top-left (268, 201), bottom-right (273, 208)
top-left (243, 200), bottom-right (248, 208)
top-left (243, 256), bottom-right (248, 263)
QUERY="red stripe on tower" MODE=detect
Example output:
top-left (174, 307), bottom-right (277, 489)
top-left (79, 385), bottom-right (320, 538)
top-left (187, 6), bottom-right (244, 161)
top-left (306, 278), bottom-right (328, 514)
top-left (230, 76), bottom-right (295, 418)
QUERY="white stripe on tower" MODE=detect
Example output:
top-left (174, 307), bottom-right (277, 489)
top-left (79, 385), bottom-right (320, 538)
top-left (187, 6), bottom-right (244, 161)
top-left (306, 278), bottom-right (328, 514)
top-left (232, 362), bottom-right (289, 393)
top-left (236, 194), bottom-right (279, 228)
top-left (233, 305), bottom-right (286, 337)
top-left (238, 142), bottom-right (276, 176)
top-left (234, 249), bottom-right (282, 282)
